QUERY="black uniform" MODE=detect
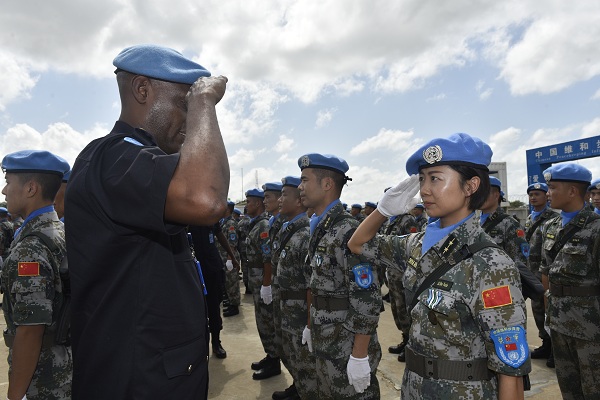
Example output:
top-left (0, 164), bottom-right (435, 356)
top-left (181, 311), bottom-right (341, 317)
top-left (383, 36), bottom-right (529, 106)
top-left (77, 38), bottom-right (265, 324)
top-left (66, 122), bottom-right (209, 399)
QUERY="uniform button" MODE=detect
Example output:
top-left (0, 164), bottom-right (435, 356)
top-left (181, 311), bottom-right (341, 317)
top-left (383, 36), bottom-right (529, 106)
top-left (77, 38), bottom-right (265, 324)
top-left (428, 372), bottom-right (433, 376)
top-left (467, 363), bottom-right (472, 368)
top-left (188, 364), bottom-right (193, 373)
top-left (468, 375), bottom-right (473, 379)
top-left (427, 361), bottom-right (432, 365)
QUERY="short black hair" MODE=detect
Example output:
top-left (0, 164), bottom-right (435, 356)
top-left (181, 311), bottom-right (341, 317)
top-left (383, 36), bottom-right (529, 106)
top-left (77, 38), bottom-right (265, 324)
top-left (449, 165), bottom-right (490, 211)
top-left (17, 173), bottom-right (62, 202)
top-left (311, 168), bottom-right (346, 195)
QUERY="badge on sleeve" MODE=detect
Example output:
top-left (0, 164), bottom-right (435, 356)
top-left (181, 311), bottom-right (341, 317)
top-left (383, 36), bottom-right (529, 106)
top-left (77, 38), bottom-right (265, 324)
top-left (482, 285), bottom-right (512, 308)
top-left (520, 243), bottom-right (530, 258)
top-left (490, 326), bottom-right (528, 368)
top-left (18, 262), bottom-right (40, 276)
top-left (352, 263), bottom-right (373, 289)
top-left (260, 232), bottom-right (269, 239)
top-left (261, 244), bottom-right (271, 255)
top-left (516, 229), bottom-right (525, 238)
top-left (229, 233), bottom-right (237, 241)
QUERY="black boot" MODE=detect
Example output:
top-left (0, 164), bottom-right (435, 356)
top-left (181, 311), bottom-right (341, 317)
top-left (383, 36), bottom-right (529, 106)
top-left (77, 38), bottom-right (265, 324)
top-left (223, 305), bottom-right (239, 317)
top-left (531, 338), bottom-right (552, 359)
top-left (211, 333), bottom-right (227, 359)
top-left (388, 333), bottom-right (408, 354)
top-left (251, 355), bottom-right (269, 371)
top-left (252, 356), bottom-right (281, 380)
top-left (546, 349), bottom-right (555, 368)
top-left (272, 383), bottom-right (299, 400)
top-left (382, 293), bottom-right (390, 302)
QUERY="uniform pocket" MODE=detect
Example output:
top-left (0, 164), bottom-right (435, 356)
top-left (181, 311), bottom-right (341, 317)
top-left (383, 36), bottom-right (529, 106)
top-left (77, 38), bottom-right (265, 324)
top-left (559, 244), bottom-right (588, 276)
top-left (418, 292), bottom-right (464, 345)
top-left (162, 335), bottom-right (207, 379)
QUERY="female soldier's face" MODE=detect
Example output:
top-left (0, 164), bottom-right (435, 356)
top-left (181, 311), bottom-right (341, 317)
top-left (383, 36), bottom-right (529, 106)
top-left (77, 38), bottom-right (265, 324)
top-left (419, 165), bottom-right (471, 227)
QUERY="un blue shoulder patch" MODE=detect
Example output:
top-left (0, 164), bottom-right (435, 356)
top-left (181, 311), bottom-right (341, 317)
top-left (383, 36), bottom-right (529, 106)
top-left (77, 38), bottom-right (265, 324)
top-left (352, 263), bottom-right (374, 289)
top-left (490, 326), bottom-right (528, 368)
top-left (520, 243), bottom-right (530, 258)
top-left (124, 137), bottom-right (144, 146)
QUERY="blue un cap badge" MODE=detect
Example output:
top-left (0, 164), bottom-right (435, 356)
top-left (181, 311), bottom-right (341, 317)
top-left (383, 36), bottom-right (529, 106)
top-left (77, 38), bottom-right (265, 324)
top-left (423, 145), bottom-right (443, 164)
top-left (544, 172), bottom-right (552, 182)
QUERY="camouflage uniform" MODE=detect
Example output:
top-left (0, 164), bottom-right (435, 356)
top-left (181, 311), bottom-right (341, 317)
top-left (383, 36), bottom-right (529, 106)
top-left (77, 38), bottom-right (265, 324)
top-left (309, 202), bottom-right (382, 399)
top-left (541, 209), bottom-right (600, 399)
top-left (1, 209), bottom-right (72, 399)
top-left (268, 214), bottom-right (285, 362)
top-left (362, 214), bottom-right (531, 399)
top-left (0, 218), bottom-right (14, 259)
top-left (246, 212), bottom-right (277, 357)
top-left (237, 216), bottom-right (250, 288)
top-left (217, 216), bottom-right (241, 307)
top-left (524, 207), bottom-right (558, 342)
top-left (482, 207), bottom-right (529, 267)
top-left (414, 214), bottom-right (428, 232)
top-left (275, 214), bottom-right (317, 399)
top-left (383, 214), bottom-right (419, 337)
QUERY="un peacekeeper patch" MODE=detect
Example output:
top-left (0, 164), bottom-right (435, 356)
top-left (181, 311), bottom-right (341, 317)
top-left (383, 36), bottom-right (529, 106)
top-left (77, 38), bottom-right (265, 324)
top-left (261, 243), bottom-right (271, 255)
top-left (260, 231), bottom-right (269, 239)
top-left (229, 233), bottom-right (237, 241)
top-left (352, 263), bottom-right (373, 289)
top-left (482, 285), bottom-right (512, 309)
top-left (520, 243), bottom-right (530, 258)
top-left (18, 262), bottom-right (40, 276)
top-left (490, 326), bottom-right (528, 368)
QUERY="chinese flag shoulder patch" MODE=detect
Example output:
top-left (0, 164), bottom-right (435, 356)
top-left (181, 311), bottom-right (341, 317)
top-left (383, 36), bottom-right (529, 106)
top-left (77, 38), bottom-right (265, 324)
top-left (260, 232), bottom-right (269, 239)
top-left (18, 262), bottom-right (40, 277)
top-left (410, 227), bottom-right (417, 233)
top-left (482, 285), bottom-right (512, 309)
top-left (516, 229), bottom-right (525, 238)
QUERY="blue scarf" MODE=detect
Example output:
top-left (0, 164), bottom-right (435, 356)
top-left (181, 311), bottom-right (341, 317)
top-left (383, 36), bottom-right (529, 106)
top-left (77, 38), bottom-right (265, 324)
top-left (269, 213), bottom-right (280, 228)
top-left (282, 212), bottom-right (306, 230)
top-left (561, 209), bottom-right (582, 227)
top-left (479, 212), bottom-right (490, 226)
top-left (14, 205), bottom-right (55, 238)
top-left (310, 199), bottom-right (340, 235)
top-left (422, 213), bottom-right (474, 255)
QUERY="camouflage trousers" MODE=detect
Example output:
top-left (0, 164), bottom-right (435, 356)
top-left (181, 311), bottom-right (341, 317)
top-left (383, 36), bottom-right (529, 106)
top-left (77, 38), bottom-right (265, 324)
top-left (315, 356), bottom-right (380, 400)
top-left (249, 267), bottom-right (278, 357)
top-left (271, 284), bottom-right (284, 363)
top-left (224, 266), bottom-right (241, 306)
top-left (551, 329), bottom-right (600, 400)
top-left (8, 344), bottom-right (73, 399)
top-left (530, 272), bottom-right (550, 340)
top-left (401, 369), bottom-right (498, 400)
top-left (281, 329), bottom-right (317, 399)
top-left (387, 266), bottom-right (411, 335)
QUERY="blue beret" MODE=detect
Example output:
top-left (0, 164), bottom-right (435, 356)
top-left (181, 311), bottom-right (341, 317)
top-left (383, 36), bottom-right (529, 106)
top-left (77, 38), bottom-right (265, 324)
top-left (262, 182), bottom-right (283, 192)
top-left (414, 203), bottom-right (425, 209)
top-left (227, 200), bottom-right (235, 207)
top-left (233, 208), bottom-right (242, 215)
top-left (0, 207), bottom-right (7, 213)
top-left (406, 133), bottom-right (492, 175)
top-left (342, 203), bottom-right (348, 210)
top-left (590, 178), bottom-right (600, 191)
top-left (62, 169), bottom-right (71, 183)
top-left (489, 176), bottom-right (502, 189)
top-left (527, 182), bottom-right (548, 193)
top-left (543, 163), bottom-right (592, 184)
top-left (298, 153), bottom-right (350, 176)
top-left (281, 176), bottom-right (301, 188)
top-left (245, 188), bottom-right (264, 199)
top-left (365, 201), bottom-right (377, 208)
top-left (113, 44), bottom-right (211, 85)
top-left (2, 150), bottom-right (70, 177)
top-left (351, 203), bottom-right (363, 209)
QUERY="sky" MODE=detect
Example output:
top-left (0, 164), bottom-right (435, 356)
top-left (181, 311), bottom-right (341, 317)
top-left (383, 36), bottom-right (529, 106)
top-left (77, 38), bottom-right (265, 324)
top-left (2, 0), bottom-right (600, 205)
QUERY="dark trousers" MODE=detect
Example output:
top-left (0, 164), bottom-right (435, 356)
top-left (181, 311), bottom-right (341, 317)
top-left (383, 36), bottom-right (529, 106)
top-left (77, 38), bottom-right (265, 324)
top-left (202, 266), bottom-right (224, 336)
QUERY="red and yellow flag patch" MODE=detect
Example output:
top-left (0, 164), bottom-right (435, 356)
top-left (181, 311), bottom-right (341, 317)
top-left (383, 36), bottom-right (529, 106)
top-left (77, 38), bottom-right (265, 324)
top-left (482, 285), bottom-right (512, 309)
top-left (516, 229), bottom-right (525, 238)
top-left (410, 227), bottom-right (417, 233)
top-left (18, 262), bottom-right (40, 277)
top-left (260, 232), bottom-right (269, 239)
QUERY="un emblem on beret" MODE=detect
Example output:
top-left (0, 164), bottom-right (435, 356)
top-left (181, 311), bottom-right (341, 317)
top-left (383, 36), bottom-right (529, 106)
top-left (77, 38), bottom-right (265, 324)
top-left (534, 183), bottom-right (541, 189)
top-left (596, 183), bottom-right (600, 190)
top-left (544, 172), bottom-right (552, 182)
top-left (423, 145), bottom-right (443, 165)
top-left (300, 156), bottom-right (310, 168)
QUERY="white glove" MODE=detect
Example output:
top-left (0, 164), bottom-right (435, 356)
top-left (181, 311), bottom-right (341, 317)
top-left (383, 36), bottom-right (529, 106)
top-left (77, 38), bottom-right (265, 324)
top-left (260, 285), bottom-right (272, 305)
top-left (544, 313), bottom-right (551, 337)
top-left (225, 260), bottom-right (234, 271)
top-left (377, 175), bottom-right (420, 218)
top-left (7, 396), bottom-right (27, 400)
top-left (301, 326), bottom-right (313, 352)
top-left (347, 355), bottom-right (371, 393)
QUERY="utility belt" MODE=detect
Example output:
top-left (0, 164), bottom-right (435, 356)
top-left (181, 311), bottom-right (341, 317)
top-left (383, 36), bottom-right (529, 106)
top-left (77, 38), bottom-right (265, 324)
top-left (279, 290), bottom-right (306, 301)
top-left (3, 330), bottom-right (61, 349)
top-left (549, 283), bottom-right (600, 297)
top-left (311, 295), bottom-right (349, 311)
top-left (405, 347), bottom-right (493, 381)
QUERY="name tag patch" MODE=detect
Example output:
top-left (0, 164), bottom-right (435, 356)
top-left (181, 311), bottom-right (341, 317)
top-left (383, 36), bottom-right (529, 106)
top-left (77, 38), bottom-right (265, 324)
top-left (432, 279), bottom-right (453, 291)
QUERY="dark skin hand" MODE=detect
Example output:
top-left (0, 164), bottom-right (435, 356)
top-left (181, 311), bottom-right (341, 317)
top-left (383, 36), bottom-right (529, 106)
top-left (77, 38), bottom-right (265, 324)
top-left (215, 228), bottom-right (241, 271)
top-left (8, 325), bottom-right (45, 399)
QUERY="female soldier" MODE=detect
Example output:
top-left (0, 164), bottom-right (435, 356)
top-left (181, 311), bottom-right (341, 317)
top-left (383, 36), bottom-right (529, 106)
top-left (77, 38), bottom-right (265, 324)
top-left (348, 133), bottom-right (530, 400)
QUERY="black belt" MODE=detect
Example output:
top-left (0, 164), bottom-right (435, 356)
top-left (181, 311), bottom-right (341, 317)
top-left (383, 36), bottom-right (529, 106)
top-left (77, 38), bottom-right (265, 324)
top-left (312, 295), bottom-right (348, 311)
top-left (405, 347), bottom-right (493, 381)
top-left (549, 283), bottom-right (600, 297)
top-left (279, 290), bottom-right (306, 301)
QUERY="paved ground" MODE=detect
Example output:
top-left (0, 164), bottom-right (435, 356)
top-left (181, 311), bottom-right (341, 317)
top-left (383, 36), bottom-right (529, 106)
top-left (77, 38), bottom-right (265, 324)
top-left (0, 285), bottom-right (562, 399)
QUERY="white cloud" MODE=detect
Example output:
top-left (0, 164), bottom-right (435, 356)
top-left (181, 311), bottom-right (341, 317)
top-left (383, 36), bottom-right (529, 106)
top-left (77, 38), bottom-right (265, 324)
top-left (315, 108), bottom-right (337, 128)
top-left (426, 93), bottom-right (446, 102)
top-left (349, 128), bottom-right (423, 156)
top-left (591, 88), bottom-right (600, 100)
top-left (274, 134), bottom-right (295, 153)
top-left (0, 52), bottom-right (38, 111)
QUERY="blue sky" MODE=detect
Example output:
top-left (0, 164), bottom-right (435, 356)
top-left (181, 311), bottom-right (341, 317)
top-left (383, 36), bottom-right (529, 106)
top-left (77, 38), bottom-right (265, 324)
top-left (2, 0), bottom-right (600, 205)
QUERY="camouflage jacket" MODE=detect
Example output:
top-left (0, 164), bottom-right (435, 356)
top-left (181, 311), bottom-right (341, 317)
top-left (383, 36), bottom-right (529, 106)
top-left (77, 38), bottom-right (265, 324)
top-left (245, 213), bottom-right (271, 268)
top-left (309, 202), bottom-right (381, 360)
top-left (237, 216), bottom-right (250, 259)
top-left (216, 216), bottom-right (240, 264)
top-left (1, 209), bottom-right (72, 396)
top-left (269, 214), bottom-right (285, 273)
top-left (414, 215), bottom-right (428, 232)
top-left (0, 219), bottom-right (14, 258)
top-left (362, 214), bottom-right (531, 377)
top-left (482, 208), bottom-right (529, 266)
top-left (383, 213), bottom-right (418, 236)
top-left (540, 209), bottom-right (600, 341)
top-left (275, 214), bottom-right (310, 334)
top-left (525, 207), bottom-right (559, 273)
